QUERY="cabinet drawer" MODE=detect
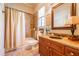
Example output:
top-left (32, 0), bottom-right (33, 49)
top-left (50, 41), bottom-right (64, 54)
top-left (39, 45), bottom-right (49, 56)
top-left (65, 46), bottom-right (79, 56)
top-left (40, 38), bottom-right (50, 46)
top-left (53, 49), bottom-right (63, 56)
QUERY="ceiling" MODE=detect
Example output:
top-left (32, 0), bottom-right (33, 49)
top-left (23, 3), bottom-right (39, 9)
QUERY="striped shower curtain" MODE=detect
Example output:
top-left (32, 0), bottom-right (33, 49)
top-left (5, 7), bottom-right (26, 52)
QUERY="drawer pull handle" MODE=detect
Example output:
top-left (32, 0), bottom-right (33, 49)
top-left (70, 52), bottom-right (74, 56)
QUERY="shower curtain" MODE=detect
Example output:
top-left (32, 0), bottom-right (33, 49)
top-left (25, 14), bottom-right (31, 37)
top-left (4, 7), bottom-right (26, 52)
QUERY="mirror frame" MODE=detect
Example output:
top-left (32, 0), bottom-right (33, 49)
top-left (51, 3), bottom-right (76, 30)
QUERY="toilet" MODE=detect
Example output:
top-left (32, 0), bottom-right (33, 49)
top-left (23, 38), bottom-right (38, 50)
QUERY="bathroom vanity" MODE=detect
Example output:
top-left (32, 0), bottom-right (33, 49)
top-left (39, 35), bottom-right (79, 56)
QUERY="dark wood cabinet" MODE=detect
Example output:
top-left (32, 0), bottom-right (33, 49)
top-left (53, 49), bottom-right (63, 56)
top-left (39, 37), bottom-right (64, 56)
top-left (39, 37), bottom-right (50, 56)
top-left (50, 40), bottom-right (64, 55)
top-left (39, 37), bottom-right (79, 56)
top-left (65, 46), bottom-right (79, 56)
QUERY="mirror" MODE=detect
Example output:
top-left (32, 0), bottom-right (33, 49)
top-left (51, 3), bottom-right (76, 29)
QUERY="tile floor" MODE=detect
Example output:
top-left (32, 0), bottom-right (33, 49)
top-left (5, 45), bottom-right (39, 56)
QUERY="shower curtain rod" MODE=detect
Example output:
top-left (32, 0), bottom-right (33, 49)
top-left (5, 6), bottom-right (32, 15)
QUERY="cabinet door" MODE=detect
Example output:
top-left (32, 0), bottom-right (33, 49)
top-left (53, 49), bottom-right (63, 56)
top-left (49, 47), bottom-right (53, 56)
top-left (50, 40), bottom-right (64, 54)
top-left (39, 37), bottom-right (50, 56)
top-left (39, 38), bottom-right (44, 56)
top-left (39, 43), bottom-right (43, 55)
top-left (65, 46), bottom-right (79, 56)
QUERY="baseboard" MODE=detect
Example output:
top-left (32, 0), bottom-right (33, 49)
top-left (5, 48), bottom-right (17, 53)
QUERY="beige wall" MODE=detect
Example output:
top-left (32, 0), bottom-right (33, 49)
top-left (0, 3), bottom-right (5, 55)
top-left (5, 3), bottom-right (34, 14)
top-left (34, 4), bottom-right (45, 12)
top-left (34, 3), bottom-right (72, 35)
